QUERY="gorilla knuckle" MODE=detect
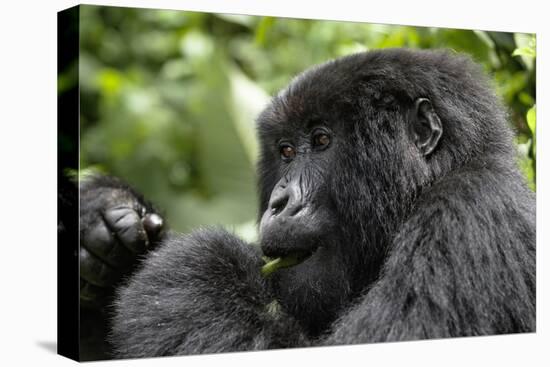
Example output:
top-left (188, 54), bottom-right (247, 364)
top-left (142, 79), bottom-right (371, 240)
top-left (80, 246), bottom-right (119, 287)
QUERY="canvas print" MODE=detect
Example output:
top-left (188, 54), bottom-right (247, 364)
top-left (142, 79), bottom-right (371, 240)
top-left (57, 4), bottom-right (536, 362)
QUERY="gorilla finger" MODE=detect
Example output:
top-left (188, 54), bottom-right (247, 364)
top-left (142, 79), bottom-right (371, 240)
top-left (142, 213), bottom-right (164, 243)
top-left (103, 206), bottom-right (147, 253)
top-left (80, 278), bottom-right (110, 303)
top-left (81, 220), bottom-right (136, 268)
top-left (80, 246), bottom-right (121, 287)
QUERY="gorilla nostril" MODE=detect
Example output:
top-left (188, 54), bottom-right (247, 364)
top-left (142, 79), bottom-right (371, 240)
top-left (270, 195), bottom-right (289, 215)
top-left (287, 203), bottom-right (303, 217)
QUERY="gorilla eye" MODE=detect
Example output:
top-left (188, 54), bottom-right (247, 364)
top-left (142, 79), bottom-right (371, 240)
top-left (312, 131), bottom-right (331, 149)
top-left (280, 144), bottom-right (296, 160)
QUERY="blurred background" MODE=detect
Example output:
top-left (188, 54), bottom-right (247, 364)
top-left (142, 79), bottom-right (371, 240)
top-left (59, 5), bottom-right (536, 240)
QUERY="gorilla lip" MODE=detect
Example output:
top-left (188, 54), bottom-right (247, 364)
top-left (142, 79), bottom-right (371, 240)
top-left (261, 250), bottom-right (314, 277)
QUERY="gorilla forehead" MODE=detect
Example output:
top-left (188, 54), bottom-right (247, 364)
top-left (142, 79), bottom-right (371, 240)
top-left (258, 54), bottom-right (367, 133)
top-left (258, 48), bottom-right (510, 157)
top-left (259, 49), bottom-right (441, 130)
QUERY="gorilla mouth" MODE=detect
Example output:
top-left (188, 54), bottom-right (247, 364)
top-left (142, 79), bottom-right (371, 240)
top-left (261, 249), bottom-right (315, 277)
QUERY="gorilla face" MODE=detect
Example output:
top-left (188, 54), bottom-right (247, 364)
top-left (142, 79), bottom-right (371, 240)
top-left (257, 112), bottom-right (352, 332)
top-left (258, 149), bottom-right (346, 329)
top-left (255, 65), bottom-right (385, 332)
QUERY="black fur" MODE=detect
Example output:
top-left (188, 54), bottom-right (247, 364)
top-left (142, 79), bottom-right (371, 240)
top-left (111, 229), bottom-right (308, 357)
top-left (109, 49), bottom-right (535, 357)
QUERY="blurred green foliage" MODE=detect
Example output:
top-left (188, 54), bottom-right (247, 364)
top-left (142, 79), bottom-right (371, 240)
top-left (68, 5), bottom-right (536, 237)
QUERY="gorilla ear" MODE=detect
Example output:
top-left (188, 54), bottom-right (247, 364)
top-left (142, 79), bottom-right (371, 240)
top-left (410, 98), bottom-right (443, 156)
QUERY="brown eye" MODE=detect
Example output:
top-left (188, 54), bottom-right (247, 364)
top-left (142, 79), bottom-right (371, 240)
top-left (280, 145), bottom-right (296, 160)
top-left (313, 133), bottom-right (331, 148)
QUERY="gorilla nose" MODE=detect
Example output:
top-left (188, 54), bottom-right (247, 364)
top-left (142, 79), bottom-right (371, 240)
top-left (260, 179), bottom-right (325, 258)
top-left (268, 184), bottom-right (304, 218)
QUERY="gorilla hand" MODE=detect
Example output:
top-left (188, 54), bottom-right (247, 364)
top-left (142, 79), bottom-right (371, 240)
top-left (79, 175), bottom-right (165, 308)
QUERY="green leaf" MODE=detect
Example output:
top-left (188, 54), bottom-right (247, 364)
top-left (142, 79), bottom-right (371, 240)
top-left (97, 68), bottom-right (124, 97)
top-left (261, 255), bottom-right (302, 277)
top-left (527, 106), bottom-right (536, 165)
top-left (514, 33), bottom-right (536, 52)
top-left (512, 47), bottom-right (536, 58)
top-left (512, 33), bottom-right (536, 70)
top-left (526, 105), bottom-right (536, 135)
top-left (265, 300), bottom-right (282, 317)
top-left (261, 251), bottom-right (314, 277)
top-left (227, 66), bottom-right (269, 164)
top-left (518, 91), bottom-right (535, 107)
top-left (254, 17), bottom-right (275, 46)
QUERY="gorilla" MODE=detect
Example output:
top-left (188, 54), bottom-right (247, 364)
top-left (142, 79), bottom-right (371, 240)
top-left (78, 48), bottom-right (535, 359)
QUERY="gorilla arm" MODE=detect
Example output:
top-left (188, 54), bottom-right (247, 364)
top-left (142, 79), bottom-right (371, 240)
top-left (110, 228), bottom-right (309, 357)
top-left (326, 167), bottom-right (536, 344)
